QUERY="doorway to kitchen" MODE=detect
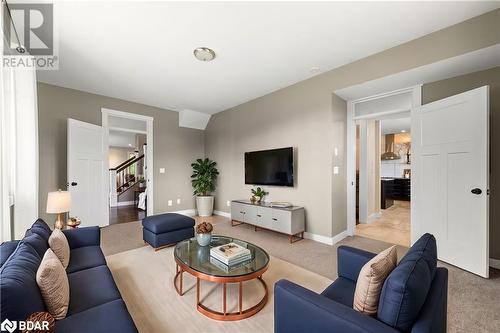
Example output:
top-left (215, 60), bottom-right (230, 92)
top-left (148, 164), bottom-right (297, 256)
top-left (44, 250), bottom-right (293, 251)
top-left (355, 116), bottom-right (411, 246)
top-left (347, 86), bottom-right (420, 247)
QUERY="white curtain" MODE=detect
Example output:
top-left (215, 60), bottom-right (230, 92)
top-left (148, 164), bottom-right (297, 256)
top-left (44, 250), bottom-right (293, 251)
top-left (1, 6), bottom-right (39, 241)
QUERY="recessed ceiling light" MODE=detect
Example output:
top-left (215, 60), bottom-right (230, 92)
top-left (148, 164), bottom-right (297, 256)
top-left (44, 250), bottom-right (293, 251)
top-left (401, 130), bottom-right (406, 133)
top-left (128, 143), bottom-right (133, 147)
top-left (194, 47), bottom-right (216, 62)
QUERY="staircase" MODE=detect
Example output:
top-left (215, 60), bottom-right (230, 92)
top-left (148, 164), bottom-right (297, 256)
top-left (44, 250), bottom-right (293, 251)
top-left (109, 154), bottom-right (145, 206)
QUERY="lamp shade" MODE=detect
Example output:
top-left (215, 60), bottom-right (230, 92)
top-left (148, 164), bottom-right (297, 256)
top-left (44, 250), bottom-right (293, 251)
top-left (46, 190), bottom-right (71, 213)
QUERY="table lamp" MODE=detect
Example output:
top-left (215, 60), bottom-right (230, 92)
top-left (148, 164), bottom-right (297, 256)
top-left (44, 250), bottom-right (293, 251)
top-left (46, 190), bottom-right (71, 229)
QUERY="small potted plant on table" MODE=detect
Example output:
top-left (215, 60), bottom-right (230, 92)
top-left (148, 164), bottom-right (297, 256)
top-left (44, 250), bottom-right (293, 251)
top-left (251, 187), bottom-right (268, 203)
top-left (196, 222), bottom-right (213, 246)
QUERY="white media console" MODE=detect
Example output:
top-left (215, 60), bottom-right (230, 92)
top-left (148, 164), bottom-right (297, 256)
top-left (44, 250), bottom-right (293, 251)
top-left (230, 200), bottom-right (305, 243)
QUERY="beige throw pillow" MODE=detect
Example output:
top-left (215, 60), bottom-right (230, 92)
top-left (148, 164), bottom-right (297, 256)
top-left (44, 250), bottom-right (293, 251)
top-left (353, 245), bottom-right (397, 315)
top-left (48, 229), bottom-right (70, 269)
top-left (36, 249), bottom-right (70, 320)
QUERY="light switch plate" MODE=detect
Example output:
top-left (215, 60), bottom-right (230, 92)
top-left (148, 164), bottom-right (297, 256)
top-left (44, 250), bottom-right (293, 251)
top-left (168, 200), bottom-right (172, 206)
top-left (159, 168), bottom-right (165, 174)
top-left (226, 201), bottom-right (231, 207)
top-left (333, 166), bottom-right (339, 174)
top-left (177, 199), bottom-right (181, 205)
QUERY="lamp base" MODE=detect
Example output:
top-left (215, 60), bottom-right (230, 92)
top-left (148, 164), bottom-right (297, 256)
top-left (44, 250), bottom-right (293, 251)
top-left (54, 213), bottom-right (66, 230)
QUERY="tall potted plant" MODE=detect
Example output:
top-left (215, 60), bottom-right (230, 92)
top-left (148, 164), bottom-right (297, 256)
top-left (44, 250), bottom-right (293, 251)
top-left (191, 158), bottom-right (219, 216)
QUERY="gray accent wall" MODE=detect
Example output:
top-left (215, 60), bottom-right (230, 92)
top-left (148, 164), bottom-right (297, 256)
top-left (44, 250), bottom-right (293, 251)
top-left (37, 82), bottom-right (205, 223)
top-left (205, 9), bottom-right (500, 240)
top-left (422, 66), bottom-right (500, 259)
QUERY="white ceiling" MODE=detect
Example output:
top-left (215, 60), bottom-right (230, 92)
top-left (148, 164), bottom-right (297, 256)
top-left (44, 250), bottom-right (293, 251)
top-left (37, 1), bottom-right (500, 114)
top-left (109, 130), bottom-right (137, 148)
top-left (381, 117), bottom-right (411, 135)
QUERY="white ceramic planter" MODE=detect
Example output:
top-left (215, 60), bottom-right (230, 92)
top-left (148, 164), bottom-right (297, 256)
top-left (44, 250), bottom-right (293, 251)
top-left (196, 196), bottom-right (214, 217)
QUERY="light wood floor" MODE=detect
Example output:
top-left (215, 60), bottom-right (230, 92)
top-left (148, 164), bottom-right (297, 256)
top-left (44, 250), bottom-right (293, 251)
top-left (355, 200), bottom-right (410, 247)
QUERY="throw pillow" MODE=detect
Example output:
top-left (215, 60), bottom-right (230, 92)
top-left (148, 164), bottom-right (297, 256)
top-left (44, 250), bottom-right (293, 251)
top-left (48, 229), bottom-right (70, 269)
top-left (353, 245), bottom-right (397, 315)
top-left (36, 249), bottom-right (69, 320)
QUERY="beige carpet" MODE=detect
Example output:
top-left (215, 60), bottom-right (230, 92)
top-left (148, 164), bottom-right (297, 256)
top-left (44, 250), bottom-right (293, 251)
top-left (101, 216), bottom-right (500, 332)
top-left (106, 246), bottom-right (332, 333)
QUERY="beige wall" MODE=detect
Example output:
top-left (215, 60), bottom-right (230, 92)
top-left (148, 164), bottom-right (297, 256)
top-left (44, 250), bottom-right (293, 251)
top-left (205, 9), bottom-right (500, 238)
top-left (37, 82), bottom-right (205, 222)
top-left (422, 66), bottom-right (500, 259)
top-left (109, 147), bottom-right (132, 169)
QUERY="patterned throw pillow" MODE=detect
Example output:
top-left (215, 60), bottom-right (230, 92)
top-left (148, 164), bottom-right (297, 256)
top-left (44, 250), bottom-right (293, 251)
top-left (48, 229), bottom-right (70, 269)
top-left (353, 245), bottom-right (397, 315)
top-left (36, 249), bottom-right (69, 320)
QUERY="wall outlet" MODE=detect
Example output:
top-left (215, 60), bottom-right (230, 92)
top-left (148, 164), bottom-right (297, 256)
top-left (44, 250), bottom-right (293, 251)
top-left (177, 198), bottom-right (181, 205)
top-left (226, 200), bottom-right (231, 207)
top-left (159, 168), bottom-right (165, 174)
top-left (168, 200), bottom-right (172, 206)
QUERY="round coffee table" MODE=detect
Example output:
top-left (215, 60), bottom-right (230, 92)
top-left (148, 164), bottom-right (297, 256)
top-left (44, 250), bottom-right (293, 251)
top-left (173, 235), bottom-right (270, 321)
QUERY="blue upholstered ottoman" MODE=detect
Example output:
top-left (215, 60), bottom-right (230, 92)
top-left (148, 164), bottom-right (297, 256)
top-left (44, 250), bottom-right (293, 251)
top-left (142, 213), bottom-right (195, 250)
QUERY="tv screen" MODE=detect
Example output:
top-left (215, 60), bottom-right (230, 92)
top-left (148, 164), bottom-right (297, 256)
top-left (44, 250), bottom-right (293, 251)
top-left (245, 147), bottom-right (294, 187)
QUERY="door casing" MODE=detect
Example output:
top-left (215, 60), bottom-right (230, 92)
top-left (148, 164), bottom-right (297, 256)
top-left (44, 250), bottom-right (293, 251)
top-left (102, 108), bottom-right (154, 218)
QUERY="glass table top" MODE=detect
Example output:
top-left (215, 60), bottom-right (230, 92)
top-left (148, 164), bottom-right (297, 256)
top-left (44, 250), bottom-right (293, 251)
top-left (174, 235), bottom-right (270, 277)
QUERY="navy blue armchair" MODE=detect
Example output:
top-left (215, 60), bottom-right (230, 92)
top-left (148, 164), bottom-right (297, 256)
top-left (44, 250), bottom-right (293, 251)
top-left (275, 234), bottom-right (448, 333)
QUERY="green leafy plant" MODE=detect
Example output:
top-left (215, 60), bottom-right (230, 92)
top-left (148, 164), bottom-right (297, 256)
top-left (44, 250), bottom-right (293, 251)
top-left (251, 187), bottom-right (268, 202)
top-left (191, 158), bottom-right (219, 196)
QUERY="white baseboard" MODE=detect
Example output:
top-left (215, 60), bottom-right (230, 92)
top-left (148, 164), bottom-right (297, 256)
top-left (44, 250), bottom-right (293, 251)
top-left (214, 210), bottom-right (231, 218)
top-left (367, 213), bottom-right (381, 223)
top-left (304, 230), bottom-right (348, 246)
top-left (490, 258), bottom-right (500, 270)
top-left (331, 230), bottom-right (349, 244)
top-left (172, 209), bottom-right (196, 217)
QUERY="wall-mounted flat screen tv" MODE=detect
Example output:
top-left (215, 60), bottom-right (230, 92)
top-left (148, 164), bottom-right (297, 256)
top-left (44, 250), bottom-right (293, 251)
top-left (245, 147), bottom-right (294, 187)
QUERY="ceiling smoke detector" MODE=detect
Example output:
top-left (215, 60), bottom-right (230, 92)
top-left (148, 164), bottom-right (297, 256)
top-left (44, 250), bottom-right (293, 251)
top-left (194, 47), bottom-right (216, 62)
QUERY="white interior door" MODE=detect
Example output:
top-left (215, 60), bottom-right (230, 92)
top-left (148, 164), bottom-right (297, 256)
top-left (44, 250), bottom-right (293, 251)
top-left (412, 86), bottom-right (489, 278)
top-left (68, 119), bottom-right (108, 227)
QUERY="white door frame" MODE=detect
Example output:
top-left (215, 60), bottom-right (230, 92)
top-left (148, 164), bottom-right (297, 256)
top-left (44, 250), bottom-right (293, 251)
top-left (101, 108), bottom-right (154, 217)
top-left (346, 85), bottom-right (421, 243)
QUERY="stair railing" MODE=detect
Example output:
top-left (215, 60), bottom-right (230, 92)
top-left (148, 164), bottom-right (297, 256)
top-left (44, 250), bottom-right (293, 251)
top-left (109, 154), bottom-right (145, 197)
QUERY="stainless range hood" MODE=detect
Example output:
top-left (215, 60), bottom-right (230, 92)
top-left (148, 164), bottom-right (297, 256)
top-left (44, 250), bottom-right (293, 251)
top-left (381, 134), bottom-right (401, 160)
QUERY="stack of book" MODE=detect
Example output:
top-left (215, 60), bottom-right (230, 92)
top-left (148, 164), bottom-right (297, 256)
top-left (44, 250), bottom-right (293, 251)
top-left (210, 242), bottom-right (251, 266)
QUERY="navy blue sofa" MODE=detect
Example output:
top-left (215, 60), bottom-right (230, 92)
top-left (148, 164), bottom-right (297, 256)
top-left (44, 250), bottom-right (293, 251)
top-left (275, 234), bottom-right (448, 333)
top-left (0, 219), bottom-right (137, 333)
